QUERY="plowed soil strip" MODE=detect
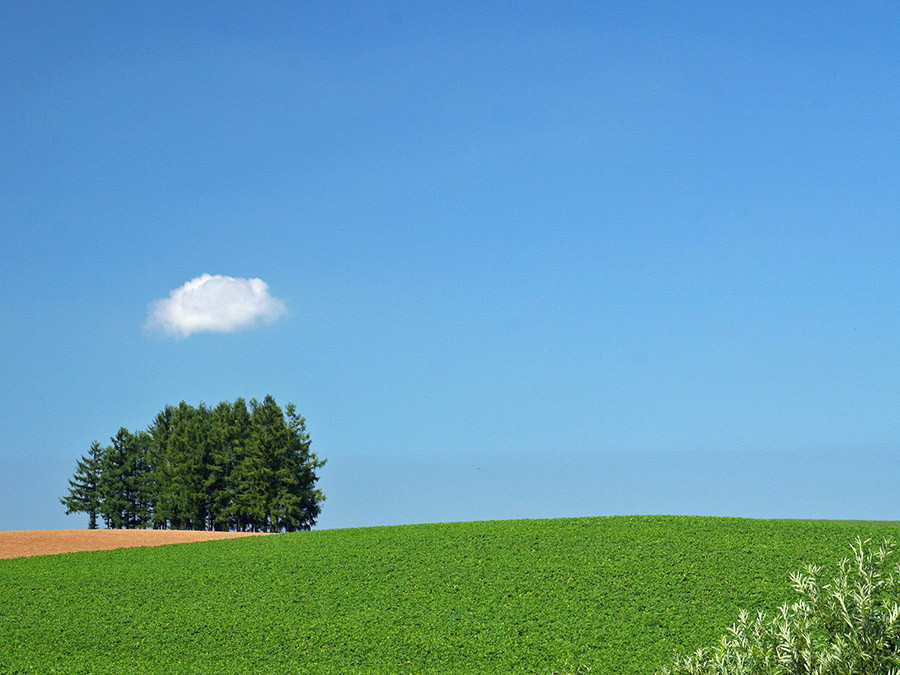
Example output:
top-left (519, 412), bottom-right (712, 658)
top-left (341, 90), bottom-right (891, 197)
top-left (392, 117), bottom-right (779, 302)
top-left (0, 529), bottom-right (268, 559)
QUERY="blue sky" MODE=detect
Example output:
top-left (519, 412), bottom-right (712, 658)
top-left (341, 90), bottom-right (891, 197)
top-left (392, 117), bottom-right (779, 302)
top-left (2, 2), bottom-right (899, 531)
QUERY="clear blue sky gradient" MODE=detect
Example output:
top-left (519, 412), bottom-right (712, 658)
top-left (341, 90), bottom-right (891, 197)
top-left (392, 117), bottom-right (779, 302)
top-left (2, 2), bottom-right (899, 530)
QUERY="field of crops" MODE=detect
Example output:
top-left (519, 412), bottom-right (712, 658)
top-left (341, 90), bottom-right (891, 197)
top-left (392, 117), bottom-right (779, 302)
top-left (2, 516), bottom-right (899, 674)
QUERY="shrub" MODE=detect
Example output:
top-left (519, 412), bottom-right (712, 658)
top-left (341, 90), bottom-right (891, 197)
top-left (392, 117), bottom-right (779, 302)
top-left (658, 537), bottom-right (900, 675)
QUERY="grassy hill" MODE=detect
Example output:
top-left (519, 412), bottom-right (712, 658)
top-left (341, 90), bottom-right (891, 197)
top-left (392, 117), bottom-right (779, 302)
top-left (2, 516), bottom-right (899, 674)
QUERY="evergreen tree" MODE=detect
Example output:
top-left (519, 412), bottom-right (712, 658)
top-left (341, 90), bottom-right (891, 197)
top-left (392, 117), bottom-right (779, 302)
top-left (233, 397), bottom-right (280, 531)
top-left (159, 402), bottom-right (213, 530)
top-left (98, 431), bottom-right (127, 528)
top-left (279, 403), bottom-right (326, 531)
top-left (124, 430), bottom-right (153, 528)
top-left (146, 406), bottom-right (174, 529)
top-left (60, 441), bottom-right (105, 529)
top-left (210, 398), bottom-right (251, 531)
top-left (96, 428), bottom-right (152, 529)
top-left (63, 396), bottom-right (326, 532)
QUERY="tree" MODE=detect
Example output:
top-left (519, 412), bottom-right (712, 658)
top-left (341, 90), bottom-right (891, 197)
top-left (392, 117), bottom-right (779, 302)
top-left (151, 406), bottom-right (177, 529)
top-left (210, 398), bottom-right (251, 531)
top-left (97, 432), bottom-right (126, 529)
top-left (62, 396), bottom-right (326, 532)
top-left (279, 402), bottom-right (326, 531)
top-left (146, 406), bottom-right (174, 529)
top-left (230, 396), bottom-right (326, 532)
top-left (122, 429), bottom-right (153, 529)
top-left (60, 441), bottom-right (104, 529)
top-left (154, 402), bottom-right (214, 530)
top-left (231, 397), bottom-right (280, 531)
top-left (96, 428), bottom-right (152, 529)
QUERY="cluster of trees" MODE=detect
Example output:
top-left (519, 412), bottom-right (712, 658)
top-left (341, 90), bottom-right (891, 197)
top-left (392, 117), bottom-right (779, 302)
top-left (61, 396), bottom-right (326, 532)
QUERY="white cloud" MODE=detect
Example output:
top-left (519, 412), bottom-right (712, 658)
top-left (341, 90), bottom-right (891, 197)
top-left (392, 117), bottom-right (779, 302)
top-left (147, 274), bottom-right (287, 337)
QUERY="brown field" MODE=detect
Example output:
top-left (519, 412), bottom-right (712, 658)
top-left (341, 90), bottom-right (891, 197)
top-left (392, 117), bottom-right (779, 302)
top-left (0, 529), bottom-right (268, 560)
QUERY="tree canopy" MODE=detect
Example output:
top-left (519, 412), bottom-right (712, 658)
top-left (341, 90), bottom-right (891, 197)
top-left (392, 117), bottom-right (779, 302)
top-left (61, 396), bottom-right (326, 532)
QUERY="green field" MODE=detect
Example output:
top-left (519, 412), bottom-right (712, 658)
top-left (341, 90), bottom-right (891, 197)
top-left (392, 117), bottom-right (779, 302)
top-left (2, 516), bottom-right (899, 674)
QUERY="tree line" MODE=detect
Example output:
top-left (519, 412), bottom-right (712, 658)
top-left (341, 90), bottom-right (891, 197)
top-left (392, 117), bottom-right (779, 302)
top-left (61, 396), bottom-right (326, 532)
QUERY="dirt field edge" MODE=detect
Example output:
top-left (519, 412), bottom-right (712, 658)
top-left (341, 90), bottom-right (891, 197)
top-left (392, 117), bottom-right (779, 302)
top-left (0, 529), bottom-right (269, 559)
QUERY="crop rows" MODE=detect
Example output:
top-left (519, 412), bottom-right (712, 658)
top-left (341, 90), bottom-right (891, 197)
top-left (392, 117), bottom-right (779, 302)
top-left (2, 516), bottom-right (899, 673)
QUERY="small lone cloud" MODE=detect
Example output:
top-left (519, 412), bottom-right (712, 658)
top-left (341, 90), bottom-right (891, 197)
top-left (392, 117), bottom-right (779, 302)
top-left (147, 274), bottom-right (287, 338)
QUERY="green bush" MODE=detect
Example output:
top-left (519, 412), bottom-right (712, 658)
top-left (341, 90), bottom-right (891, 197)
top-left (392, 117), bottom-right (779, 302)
top-left (658, 537), bottom-right (900, 675)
